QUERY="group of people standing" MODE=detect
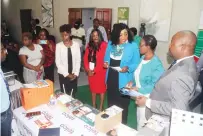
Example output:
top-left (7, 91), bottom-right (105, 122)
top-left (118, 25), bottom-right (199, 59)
top-left (17, 18), bottom-right (162, 127)
top-left (19, 28), bottom-right (55, 83)
top-left (17, 17), bottom-right (166, 126)
top-left (3, 17), bottom-right (198, 136)
top-left (82, 22), bottom-right (199, 136)
top-left (84, 22), bottom-right (164, 128)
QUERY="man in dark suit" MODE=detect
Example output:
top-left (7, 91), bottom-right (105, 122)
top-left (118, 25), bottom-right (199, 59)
top-left (30, 19), bottom-right (41, 40)
top-left (136, 30), bottom-right (199, 135)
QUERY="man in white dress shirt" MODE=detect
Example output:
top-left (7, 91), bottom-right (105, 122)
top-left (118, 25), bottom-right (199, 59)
top-left (56, 24), bottom-right (81, 97)
top-left (71, 21), bottom-right (85, 50)
top-left (86, 18), bottom-right (108, 47)
top-left (71, 21), bottom-right (86, 71)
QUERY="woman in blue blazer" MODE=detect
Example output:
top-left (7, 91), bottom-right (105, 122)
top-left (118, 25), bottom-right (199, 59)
top-left (127, 35), bottom-right (164, 130)
top-left (103, 23), bottom-right (140, 124)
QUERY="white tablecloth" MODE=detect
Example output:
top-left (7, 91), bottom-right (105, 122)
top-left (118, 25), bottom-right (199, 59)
top-left (13, 104), bottom-right (137, 136)
top-left (9, 79), bottom-right (23, 93)
top-left (9, 80), bottom-right (23, 110)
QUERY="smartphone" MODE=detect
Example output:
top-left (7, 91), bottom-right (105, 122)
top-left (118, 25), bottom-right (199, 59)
top-left (25, 111), bottom-right (41, 118)
top-left (39, 40), bottom-right (47, 45)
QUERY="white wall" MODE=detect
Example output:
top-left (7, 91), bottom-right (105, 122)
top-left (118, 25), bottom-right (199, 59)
top-left (1, 0), bottom-right (23, 42)
top-left (1, 0), bottom-right (203, 68)
top-left (82, 8), bottom-right (95, 32)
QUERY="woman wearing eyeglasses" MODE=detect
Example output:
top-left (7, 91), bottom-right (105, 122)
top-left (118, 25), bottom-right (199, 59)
top-left (127, 35), bottom-right (164, 130)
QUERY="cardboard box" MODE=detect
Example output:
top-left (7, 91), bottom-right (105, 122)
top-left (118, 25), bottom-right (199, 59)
top-left (95, 105), bottom-right (123, 133)
top-left (20, 80), bottom-right (53, 110)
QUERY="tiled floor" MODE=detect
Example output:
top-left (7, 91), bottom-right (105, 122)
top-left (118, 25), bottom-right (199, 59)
top-left (54, 68), bottom-right (88, 90)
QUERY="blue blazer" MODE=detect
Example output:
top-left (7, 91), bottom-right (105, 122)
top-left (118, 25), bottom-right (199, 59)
top-left (134, 55), bottom-right (164, 94)
top-left (104, 41), bottom-right (140, 89)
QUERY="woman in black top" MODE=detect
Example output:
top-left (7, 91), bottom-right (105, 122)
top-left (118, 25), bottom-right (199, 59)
top-left (103, 23), bottom-right (140, 124)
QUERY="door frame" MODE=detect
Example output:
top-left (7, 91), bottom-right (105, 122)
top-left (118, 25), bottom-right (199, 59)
top-left (68, 8), bottom-right (96, 24)
top-left (68, 8), bottom-right (82, 25)
top-left (94, 8), bottom-right (112, 36)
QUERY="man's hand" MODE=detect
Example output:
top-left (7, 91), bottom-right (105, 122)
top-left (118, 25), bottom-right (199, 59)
top-left (103, 62), bottom-right (109, 69)
top-left (135, 96), bottom-right (147, 107)
top-left (87, 70), bottom-right (94, 76)
top-left (120, 66), bottom-right (128, 73)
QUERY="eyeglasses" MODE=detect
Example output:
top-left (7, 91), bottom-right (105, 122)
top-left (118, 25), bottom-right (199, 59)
top-left (140, 44), bottom-right (145, 47)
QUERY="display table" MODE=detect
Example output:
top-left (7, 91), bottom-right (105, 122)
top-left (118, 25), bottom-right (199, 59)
top-left (13, 104), bottom-right (137, 136)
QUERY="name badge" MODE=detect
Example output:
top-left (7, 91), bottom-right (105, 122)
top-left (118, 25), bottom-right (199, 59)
top-left (89, 62), bottom-right (95, 70)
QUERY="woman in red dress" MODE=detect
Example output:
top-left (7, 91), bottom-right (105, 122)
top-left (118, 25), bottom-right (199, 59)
top-left (84, 29), bottom-right (107, 111)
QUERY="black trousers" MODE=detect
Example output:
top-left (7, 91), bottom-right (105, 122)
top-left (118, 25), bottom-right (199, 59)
top-left (107, 92), bottom-right (130, 124)
top-left (107, 68), bottom-right (130, 124)
top-left (58, 74), bottom-right (78, 98)
top-left (44, 63), bottom-right (55, 82)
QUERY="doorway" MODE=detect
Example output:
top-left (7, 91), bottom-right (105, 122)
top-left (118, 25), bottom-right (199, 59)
top-left (68, 8), bottom-right (112, 35)
top-left (82, 8), bottom-right (95, 32)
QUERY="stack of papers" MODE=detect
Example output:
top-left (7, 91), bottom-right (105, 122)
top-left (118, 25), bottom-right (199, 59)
top-left (57, 94), bottom-right (72, 104)
top-left (110, 66), bottom-right (122, 72)
top-left (33, 80), bottom-right (49, 88)
top-left (137, 115), bottom-right (167, 136)
top-left (120, 88), bottom-right (143, 97)
top-left (23, 80), bottom-right (49, 88)
top-left (79, 105), bottom-right (100, 126)
top-left (105, 105), bottom-right (123, 118)
top-left (72, 105), bottom-right (92, 117)
top-left (69, 104), bottom-right (100, 126)
top-left (170, 109), bottom-right (203, 136)
top-left (34, 116), bottom-right (53, 129)
top-left (65, 99), bottom-right (83, 111)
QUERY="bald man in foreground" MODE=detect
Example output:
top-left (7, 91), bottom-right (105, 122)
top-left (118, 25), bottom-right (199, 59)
top-left (136, 31), bottom-right (199, 135)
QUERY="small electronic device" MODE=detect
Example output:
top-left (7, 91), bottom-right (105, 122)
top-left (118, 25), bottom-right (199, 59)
top-left (101, 113), bottom-right (109, 119)
top-left (25, 111), bottom-right (41, 118)
top-left (39, 40), bottom-right (47, 45)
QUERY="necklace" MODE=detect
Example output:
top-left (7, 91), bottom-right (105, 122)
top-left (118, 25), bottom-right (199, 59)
top-left (112, 44), bottom-right (124, 57)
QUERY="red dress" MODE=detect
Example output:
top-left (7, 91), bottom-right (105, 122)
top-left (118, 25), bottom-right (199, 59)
top-left (84, 42), bottom-right (107, 94)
